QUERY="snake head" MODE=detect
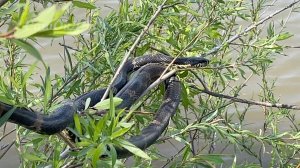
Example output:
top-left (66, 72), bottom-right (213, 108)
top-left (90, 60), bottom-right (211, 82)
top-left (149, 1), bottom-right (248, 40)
top-left (175, 57), bottom-right (209, 67)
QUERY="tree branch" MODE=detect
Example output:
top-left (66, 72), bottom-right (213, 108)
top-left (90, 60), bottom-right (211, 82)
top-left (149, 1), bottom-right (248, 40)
top-left (207, 89), bottom-right (300, 110)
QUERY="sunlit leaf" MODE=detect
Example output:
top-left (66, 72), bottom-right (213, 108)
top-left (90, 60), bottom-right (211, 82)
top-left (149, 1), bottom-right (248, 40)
top-left (74, 113), bottom-right (82, 135)
top-left (116, 139), bottom-right (151, 160)
top-left (22, 153), bottom-right (46, 162)
top-left (73, 1), bottom-right (96, 9)
top-left (14, 5), bottom-right (56, 38)
top-left (18, 0), bottom-right (30, 27)
top-left (111, 127), bottom-right (131, 140)
top-left (22, 62), bottom-right (37, 87)
top-left (93, 97), bottom-right (122, 112)
top-left (52, 2), bottom-right (72, 23)
top-left (92, 144), bottom-right (104, 167)
top-left (33, 23), bottom-right (90, 37)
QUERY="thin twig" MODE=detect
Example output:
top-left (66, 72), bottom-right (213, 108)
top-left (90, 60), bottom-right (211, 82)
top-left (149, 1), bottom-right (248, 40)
top-left (0, 139), bottom-right (15, 159)
top-left (59, 43), bottom-right (80, 52)
top-left (0, 128), bottom-right (16, 141)
top-left (100, 0), bottom-right (169, 101)
top-left (57, 132), bottom-right (76, 149)
top-left (197, 87), bottom-right (300, 110)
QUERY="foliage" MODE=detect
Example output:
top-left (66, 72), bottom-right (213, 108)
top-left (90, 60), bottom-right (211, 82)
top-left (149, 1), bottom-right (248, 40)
top-left (0, 0), bottom-right (299, 167)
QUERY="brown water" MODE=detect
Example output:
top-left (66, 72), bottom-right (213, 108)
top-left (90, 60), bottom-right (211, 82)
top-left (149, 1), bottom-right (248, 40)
top-left (1, 1), bottom-right (300, 167)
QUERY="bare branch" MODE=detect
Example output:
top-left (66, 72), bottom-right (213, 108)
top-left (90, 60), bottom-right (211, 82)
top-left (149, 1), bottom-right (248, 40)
top-left (0, 139), bottom-right (15, 159)
top-left (195, 86), bottom-right (300, 110)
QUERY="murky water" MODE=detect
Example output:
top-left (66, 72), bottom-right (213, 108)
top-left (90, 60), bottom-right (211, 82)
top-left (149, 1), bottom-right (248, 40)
top-left (1, 1), bottom-right (300, 167)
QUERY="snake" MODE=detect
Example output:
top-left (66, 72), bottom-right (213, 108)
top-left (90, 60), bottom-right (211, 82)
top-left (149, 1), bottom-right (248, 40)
top-left (0, 54), bottom-right (209, 157)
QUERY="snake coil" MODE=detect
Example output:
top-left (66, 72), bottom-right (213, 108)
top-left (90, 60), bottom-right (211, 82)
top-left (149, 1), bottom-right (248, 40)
top-left (0, 54), bottom-right (209, 157)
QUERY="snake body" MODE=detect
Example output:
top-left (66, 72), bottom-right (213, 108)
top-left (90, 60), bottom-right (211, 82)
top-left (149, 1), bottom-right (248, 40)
top-left (0, 54), bottom-right (209, 156)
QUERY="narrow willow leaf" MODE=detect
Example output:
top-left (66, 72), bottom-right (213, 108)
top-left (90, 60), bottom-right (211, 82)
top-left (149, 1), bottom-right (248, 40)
top-left (172, 135), bottom-right (192, 148)
top-left (93, 97), bottom-right (122, 111)
top-left (93, 117), bottom-right (106, 141)
top-left (18, 0), bottom-right (30, 27)
top-left (22, 62), bottom-right (37, 87)
top-left (77, 141), bottom-right (92, 148)
top-left (277, 32), bottom-right (293, 41)
top-left (0, 107), bottom-right (16, 127)
top-left (52, 2), bottom-right (71, 23)
top-left (32, 5), bottom-right (56, 23)
top-left (116, 139), bottom-right (151, 160)
top-left (232, 156), bottom-right (237, 168)
top-left (205, 110), bottom-right (218, 122)
top-left (14, 5), bottom-right (56, 38)
top-left (22, 153), bottom-right (46, 162)
top-left (73, 1), bottom-right (96, 9)
top-left (196, 154), bottom-right (224, 164)
top-left (43, 67), bottom-right (52, 109)
top-left (108, 144), bottom-right (117, 166)
top-left (111, 127), bottom-right (131, 140)
top-left (74, 114), bottom-right (82, 135)
top-left (34, 23), bottom-right (90, 37)
top-left (11, 39), bottom-right (45, 66)
top-left (92, 144), bottom-right (104, 167)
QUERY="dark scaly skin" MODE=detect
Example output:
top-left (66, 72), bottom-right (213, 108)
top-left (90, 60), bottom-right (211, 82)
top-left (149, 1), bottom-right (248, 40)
top-left (115, 75), bottom-right (181, 158)
top-left (0, 54), bottom-right (209, 135)
top-left (0, 101), bottom-right (75, 135)
top-left (115, 63), bottom-right (168, 109)
top-left (74, 54), bottom-right (209, 110)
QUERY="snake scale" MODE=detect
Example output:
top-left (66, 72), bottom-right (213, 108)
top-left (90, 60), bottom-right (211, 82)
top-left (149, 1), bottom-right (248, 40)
top-left (0, 54), bottom-right (209, 157)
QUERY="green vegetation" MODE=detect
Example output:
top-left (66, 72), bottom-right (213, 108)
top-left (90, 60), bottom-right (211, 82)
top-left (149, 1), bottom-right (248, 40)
top-left (0, 0), bottom-right (299, 167)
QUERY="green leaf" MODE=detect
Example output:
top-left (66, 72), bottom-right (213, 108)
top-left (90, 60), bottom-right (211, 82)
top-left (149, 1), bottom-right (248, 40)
top-left (92, 97), bottom-right (122, 112)
top-left (52, 2), bottom-right (72, 23)
top-left (0, 107), bottom-right (16, 127)
top-left (111, 127), bottom-right (131, 140)
top-left (74, 113), bottom-right (82, 135)
top-left (277, 32), bottom-right (293, 41)
top-left (18, 0), bottom-right (30, 27)
top-left (172, 135), bottom-right (192, 148)
top-left (73, 1), bottom-right (96, 9)
top-left (22, 153), bottom-right (46, 162)
top-left (22, 62), bottom-right (37, 87)
top-left (92, 144), bottom-right (105, 167)
top-left (33, 23), bottom-right (90, 37)
top-left (108, 144), bottom-right (117, 166)
top-left (14, 5), bottom-right (56, 38)
top-left (116, 139), bottom-right (151, 160)
top-left (205, 109), bottom-right (218, 122)
top-left (11, 39), bottom-right (45, 66)
top-left (93, 116), bottom-right (106, 141)
top-left (77, 141), bottom-right (92, 147)
top-left (43, 67), bottom-right (52, 109)
top-left (195, 154), bottom-right (224, 164)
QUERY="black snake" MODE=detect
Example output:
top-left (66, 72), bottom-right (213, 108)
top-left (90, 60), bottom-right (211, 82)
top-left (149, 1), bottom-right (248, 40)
top-left (0, 54), bottom-right (209, 157)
